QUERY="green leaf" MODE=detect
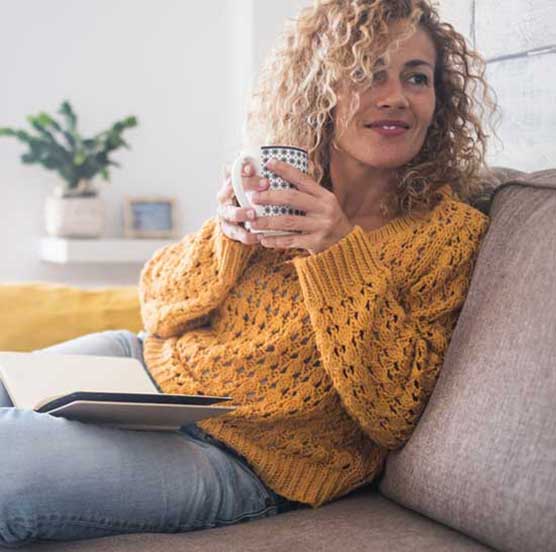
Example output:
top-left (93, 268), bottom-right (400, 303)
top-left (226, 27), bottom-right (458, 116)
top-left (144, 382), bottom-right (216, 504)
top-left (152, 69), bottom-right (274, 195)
top-left (21, 153), bottom-right (35, 164)
top-left (73, 150), bottom-right (87, 165)
top-left (0, 128), bottom-right (17, 138)
top-left (1, 100), bottom-right (138, 188)
top-left (59, 100), bottom-right (77, 132)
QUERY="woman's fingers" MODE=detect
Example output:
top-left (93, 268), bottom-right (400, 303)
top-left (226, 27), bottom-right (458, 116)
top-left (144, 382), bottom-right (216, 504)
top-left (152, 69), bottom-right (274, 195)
top-left (219, 219), bottom-right (260, 245)
top-left (241, 161), bottom-right (266, 193)
top-left (217, 166), bottom-right (236, 204)
top-left (217, 161), bottom-right (267, 245)
top-left (216, 202), bottom-right (255, 224)
top-left (218, 162), bottom-right (265, 205)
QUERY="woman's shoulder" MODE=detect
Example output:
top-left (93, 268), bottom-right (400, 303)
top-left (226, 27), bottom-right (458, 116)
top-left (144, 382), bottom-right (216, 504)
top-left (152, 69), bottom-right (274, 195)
top-left (394, 189), bottom-right (491, 282)
top-left (448, 193), bottom-right (490, 228)
top-left (393, 185), bottom-right (491, 260)
top-left (431, 184), bottom-right (490, 233)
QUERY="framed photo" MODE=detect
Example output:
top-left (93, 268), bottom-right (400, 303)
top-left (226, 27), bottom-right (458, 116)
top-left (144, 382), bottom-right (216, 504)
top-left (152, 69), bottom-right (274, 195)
top-left (123, 196), bottom-right (177, 239)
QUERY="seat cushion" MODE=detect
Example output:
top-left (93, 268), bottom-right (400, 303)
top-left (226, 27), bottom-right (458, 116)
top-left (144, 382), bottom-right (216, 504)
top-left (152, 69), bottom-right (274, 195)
top-left (0, 282), bottom-right (142, 352)
top-left (378, 169), bottom-right (556, 552)
top-left (17, 489), bottom-right (494, 551)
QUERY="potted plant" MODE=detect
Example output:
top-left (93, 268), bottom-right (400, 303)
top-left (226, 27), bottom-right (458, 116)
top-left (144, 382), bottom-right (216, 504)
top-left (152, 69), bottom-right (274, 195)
top-left (0, 100), bottom-right (138, 238)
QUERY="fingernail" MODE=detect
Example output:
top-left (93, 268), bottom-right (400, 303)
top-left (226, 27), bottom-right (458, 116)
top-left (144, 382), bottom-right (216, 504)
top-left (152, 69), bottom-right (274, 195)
top-left (247, 209), bottom-right (256, 220)
top-left (267, 158), bottom-right (277, 168)
top-left (258, 179), bottom-right (268, 189)
top-left (244, 164), bottom-right (252, 175)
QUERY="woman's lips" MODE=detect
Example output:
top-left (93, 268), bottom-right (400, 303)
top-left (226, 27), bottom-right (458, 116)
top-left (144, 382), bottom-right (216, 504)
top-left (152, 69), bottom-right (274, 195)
top-left (366, 126), bottom-right (409, 137)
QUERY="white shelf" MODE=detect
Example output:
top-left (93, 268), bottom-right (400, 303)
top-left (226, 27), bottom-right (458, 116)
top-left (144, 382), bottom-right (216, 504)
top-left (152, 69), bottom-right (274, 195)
top-left (39, 237), bottom-right (176, 264)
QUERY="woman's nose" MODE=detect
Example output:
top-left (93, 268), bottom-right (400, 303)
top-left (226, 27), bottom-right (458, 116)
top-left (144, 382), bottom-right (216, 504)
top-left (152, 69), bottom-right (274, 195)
top-left (375, 79), bottom-right (409, 110)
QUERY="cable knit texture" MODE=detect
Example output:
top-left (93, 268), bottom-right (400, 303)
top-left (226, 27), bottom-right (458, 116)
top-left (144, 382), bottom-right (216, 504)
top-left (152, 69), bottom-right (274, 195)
top-left (139, 184), bottom-right (490, 508)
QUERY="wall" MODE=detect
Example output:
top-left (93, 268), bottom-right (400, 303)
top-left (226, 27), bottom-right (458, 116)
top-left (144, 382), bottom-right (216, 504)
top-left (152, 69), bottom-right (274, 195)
top-left (224, 0), bottom-right (313, 161)
top-left (438, 0), bottom-right (556, 172)
top-left (0, 0), bottom-right (310, 287)
top-left (0, 0), bottom-right (232, 286)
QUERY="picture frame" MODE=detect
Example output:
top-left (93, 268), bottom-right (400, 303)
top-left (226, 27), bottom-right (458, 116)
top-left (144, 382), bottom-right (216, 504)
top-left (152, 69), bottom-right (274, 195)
top-left (123, 196), bottom-right (177, 239)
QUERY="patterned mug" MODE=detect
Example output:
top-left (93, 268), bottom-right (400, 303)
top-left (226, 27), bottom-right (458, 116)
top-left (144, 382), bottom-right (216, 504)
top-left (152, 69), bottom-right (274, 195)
top-left (231, 145), bottom-right (308, 237)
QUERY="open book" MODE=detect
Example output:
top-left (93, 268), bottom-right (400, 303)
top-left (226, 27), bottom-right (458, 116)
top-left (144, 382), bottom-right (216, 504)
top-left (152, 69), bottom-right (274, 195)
top-left (0, 351), bottom-right (236, 431)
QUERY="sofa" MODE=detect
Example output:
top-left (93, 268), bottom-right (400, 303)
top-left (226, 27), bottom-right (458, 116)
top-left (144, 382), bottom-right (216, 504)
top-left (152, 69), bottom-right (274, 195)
top-left (2, 166), bottom-right (555, 552)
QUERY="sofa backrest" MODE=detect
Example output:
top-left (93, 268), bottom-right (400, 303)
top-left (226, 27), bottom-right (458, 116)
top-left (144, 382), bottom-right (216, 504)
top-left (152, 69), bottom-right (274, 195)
top-left (377, 168), bottom-right (556, 552)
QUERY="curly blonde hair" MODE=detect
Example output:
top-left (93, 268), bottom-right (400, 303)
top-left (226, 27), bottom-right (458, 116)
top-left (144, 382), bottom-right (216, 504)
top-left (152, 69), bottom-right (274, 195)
top-left (245, 0), bottom-right (500, 218)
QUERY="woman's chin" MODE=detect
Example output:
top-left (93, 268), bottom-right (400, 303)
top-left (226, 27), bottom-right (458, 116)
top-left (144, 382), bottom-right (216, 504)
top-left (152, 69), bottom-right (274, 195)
top-left (361, 156), bottom-right (414, 170)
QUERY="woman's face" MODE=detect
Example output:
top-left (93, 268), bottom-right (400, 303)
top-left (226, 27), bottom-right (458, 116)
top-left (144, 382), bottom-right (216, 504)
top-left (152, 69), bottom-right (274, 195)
top-left (332, 25), bottom-right (437, 171)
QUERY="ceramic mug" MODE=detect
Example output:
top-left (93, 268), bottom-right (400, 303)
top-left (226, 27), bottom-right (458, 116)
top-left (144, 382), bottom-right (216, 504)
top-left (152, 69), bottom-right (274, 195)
top-left (231, 145), bottom-right (308, 236)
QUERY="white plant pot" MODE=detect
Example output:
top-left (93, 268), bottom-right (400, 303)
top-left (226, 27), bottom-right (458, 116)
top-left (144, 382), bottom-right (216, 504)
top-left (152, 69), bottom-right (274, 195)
top-left (45, 195), bottom-right (105, 238)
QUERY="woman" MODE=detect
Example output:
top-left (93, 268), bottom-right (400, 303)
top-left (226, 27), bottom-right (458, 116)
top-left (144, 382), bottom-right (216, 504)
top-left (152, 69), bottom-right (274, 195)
top-left (0, 0), bottom-right (498, 546)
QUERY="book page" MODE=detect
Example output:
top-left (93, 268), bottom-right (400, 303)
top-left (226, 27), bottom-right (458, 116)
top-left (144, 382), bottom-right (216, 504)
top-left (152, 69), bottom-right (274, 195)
top-left (0, 352), bottom-right (158, 411)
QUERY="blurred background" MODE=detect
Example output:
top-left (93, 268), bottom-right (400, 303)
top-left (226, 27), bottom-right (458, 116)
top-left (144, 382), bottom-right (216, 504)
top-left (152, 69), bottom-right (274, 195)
top-left (1, 0), bottom-right (554, 287)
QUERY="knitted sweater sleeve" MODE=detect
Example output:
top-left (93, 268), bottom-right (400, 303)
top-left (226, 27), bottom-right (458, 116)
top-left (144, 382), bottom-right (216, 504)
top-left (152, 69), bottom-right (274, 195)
top-left (139, 216), bottom-right (257, 338)
top-left (292, 211), bottom-right (489, 450)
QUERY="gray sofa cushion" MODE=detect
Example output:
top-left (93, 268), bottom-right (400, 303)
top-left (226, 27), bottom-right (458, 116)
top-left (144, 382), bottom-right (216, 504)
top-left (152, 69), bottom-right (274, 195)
top-left (378, 168), bottom-right (556, 552)
top-left (18, 489), bottom-right (494, 552)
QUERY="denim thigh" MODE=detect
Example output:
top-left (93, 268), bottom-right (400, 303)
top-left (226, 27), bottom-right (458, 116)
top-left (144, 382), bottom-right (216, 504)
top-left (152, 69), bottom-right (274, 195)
top-left (0, 330), bottom-right (300, 547)
top-left (0, 409), bottom-right (285, 548)
top-left (34, 329), bottom-right (146, 363)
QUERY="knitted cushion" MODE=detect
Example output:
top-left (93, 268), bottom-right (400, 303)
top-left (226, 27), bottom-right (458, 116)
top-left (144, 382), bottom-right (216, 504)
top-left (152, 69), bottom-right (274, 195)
top-left (377, 168), bottom-right (556, 552)
top-left (0, 282), bottom-right (142, 352)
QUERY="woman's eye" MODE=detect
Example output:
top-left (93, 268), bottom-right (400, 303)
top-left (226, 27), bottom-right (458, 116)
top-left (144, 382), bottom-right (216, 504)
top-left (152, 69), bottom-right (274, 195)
top-left (353, 69), bottom-right (366, 81)
top-left (408, 73), bottom-right (429, 86)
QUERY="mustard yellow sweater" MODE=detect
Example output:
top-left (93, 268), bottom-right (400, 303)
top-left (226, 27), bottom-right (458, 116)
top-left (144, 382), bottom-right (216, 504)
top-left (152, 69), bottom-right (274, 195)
top-left (139, 185), bottom-right (490, 508)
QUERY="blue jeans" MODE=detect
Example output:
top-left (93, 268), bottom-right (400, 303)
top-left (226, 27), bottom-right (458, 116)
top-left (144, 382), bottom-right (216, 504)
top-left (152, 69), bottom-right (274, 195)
top-left (0, 330), bottom-right (302, 548)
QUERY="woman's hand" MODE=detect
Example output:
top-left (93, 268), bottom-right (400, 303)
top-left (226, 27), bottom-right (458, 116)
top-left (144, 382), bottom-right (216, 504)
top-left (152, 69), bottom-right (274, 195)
top-left (216, 162), bottom-right (268, 245)
top-left (249, 158), bottom-right (354, 255)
